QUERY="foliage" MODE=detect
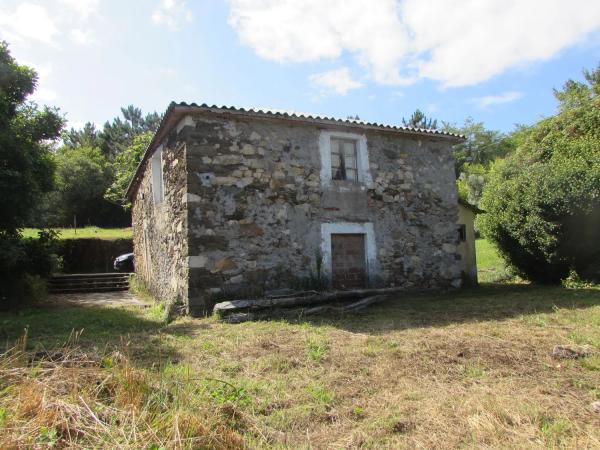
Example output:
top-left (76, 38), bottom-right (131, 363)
top-left (49, 145), bottom-right (129, 226)
top-left (0, 229), bottom-right (61, 306)
top-left (456, 163), bottom-right (487, 206)
top-left (46, 108), bottom-right (160, 227)
top-left (98, 105), bottom-right (161, 158)
top-left (443, 117), bottom-right (515, 207)
top-left (402, 108), bottom-right (437, 129)
top-left (105, 131), bottom-right (153, 205)
top-left (479, 65), bottom-right (600, 283)
top-left (443, 117), bottom-right (514, 176)
top-left (0, 41), bottom-right (63, 231)
top-left (0, 41), bottom-right (63, 306)
top-left (553, 64), bottom-right (600, 111)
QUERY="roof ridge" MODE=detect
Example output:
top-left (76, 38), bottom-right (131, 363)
top-left (168, 101), bottom-right (464, 139)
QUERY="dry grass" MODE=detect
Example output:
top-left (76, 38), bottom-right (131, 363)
top-left (1, 284), bottom-right (599, 448)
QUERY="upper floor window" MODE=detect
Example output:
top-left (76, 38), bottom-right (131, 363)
top-left (331, 138), bottom-right (358, 181)
top-left (319, 130), bottom-right (371, 187)
top-left (151, 146), bottom-right (164, 205)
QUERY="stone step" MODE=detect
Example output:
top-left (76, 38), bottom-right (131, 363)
top-left (51, 272), bottom-right (131, 281)
top-left (49, 286), bottom-right (129, 294)
top-left (49, 272), bottom-right (131, 294)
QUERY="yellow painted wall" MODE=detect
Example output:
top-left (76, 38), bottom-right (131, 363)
top-left (457, 204), bottom-right (478, 285)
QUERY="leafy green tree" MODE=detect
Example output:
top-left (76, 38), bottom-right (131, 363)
top-left (105, 131), bottom-right (153, 205)
top-left (479, 66), bottom-right (600, 283)
top-left (402, 109), bottom-right (437, 129)
top-left (442, 118), bottom-right (515, 207)
top-left (443, 117), bottom-right (514, 176)
top-left (100, 105), bottom-right (161, 157)
top-left (62, 122), bottom-right (102, 149)
top-left (0, 41), bottom-right (63, 304)
top-left (553, 63), bottom-right (599, 111)
top-left (0, 42), bottom-right (63, 231)
top-left (52, 146), bottom-right (129, 227)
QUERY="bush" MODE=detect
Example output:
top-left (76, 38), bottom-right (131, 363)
top-left (479, 96), bottom-right (600, 283)
top-left (0, 230), bottom-right (60, 307)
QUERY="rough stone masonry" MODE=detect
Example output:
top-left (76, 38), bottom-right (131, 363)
top-left (128, 104), bottom-right (464, 316)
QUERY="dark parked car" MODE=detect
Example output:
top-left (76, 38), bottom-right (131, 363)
top-left (114, 253), bottom-right (134, 272)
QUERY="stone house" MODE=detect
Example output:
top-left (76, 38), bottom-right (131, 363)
top-left (126, 103), bottom-right (465, 315)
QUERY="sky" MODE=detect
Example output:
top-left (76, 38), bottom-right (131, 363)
top-left (2, 0), bottom-right (600, 133)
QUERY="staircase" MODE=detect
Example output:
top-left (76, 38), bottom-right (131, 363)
top-left (49, 273), bottom-right (131, 294)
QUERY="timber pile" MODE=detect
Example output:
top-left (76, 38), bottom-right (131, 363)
top-left (213, 286), bottom-right (406, 323)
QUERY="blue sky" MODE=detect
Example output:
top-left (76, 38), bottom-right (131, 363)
top-left (2, 0), bottom-right (600, 133)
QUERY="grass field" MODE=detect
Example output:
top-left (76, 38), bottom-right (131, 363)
top-left (22, 226), bottom-right (132, 240)
top-left (1, 284), bottom-right (599, 448)
top-left (476, 238), bottom-right (512, 283)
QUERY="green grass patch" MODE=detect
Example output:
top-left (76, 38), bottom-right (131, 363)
top-left (476, 238), bottom-right (514, 283)
top-left (22, 227), bottom-right (132, 240)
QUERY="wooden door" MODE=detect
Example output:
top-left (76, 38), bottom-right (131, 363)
top-left (331, 234), bottom-right (367, 289)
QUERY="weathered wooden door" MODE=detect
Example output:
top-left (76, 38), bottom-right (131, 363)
top-left (331, 234), bottom-right (367, 289)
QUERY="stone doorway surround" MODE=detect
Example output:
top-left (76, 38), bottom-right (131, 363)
top-left (320, 222), bottom-right (378, 287)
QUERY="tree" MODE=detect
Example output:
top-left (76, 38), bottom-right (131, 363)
top-left (51, 146), bottom-right (129, 227)
top-left (62, 122), bottom-right (102, 149)
top-left (553, 63), bottom-right (599, 111)
top-left (105, 131), bottom-right (153, 205)
top-left (402, 109), bottom-right (437, 129)
top-left (478, 66), bottom-right (600, 283)
top-left (442, 118), bottom-right (515, 208)
top-left (99, 105), bottom-right (161, 158)
top-left (443, 117), bottom-right (514, 176)
top-left (0, 44), bottom-right (63, 231)
top-left (0, 41), bottom-right (63, 304)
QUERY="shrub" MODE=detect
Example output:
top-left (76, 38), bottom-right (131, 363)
top-left (479, 96), bottom-right (600, 283)
top-left (0, 230), bottom-right (60, 307)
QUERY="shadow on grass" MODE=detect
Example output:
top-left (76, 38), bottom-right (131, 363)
top-left (0, 305), bottom-right (181, 366)
top-left (282, 284), bottom-right (600, 335)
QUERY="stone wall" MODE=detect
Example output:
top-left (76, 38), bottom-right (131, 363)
top-left (178, 113), bottom-right (462, 315)
top-left (131, 134), bottom-right (188, 310)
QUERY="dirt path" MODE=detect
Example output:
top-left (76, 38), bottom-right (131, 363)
top-left (46, 291), bottom-right (148, 307)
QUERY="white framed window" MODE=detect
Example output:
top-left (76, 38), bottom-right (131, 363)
top-left (319, 130), bottom-right (371, 186)
top-left (151, 146), bottom-right (164, 205)
top-left (331, 138), bottom-right (358, 181)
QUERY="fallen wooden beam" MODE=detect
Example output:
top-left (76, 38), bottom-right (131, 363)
top-left (214, 287), bottom-right (406, 314)
top-left (220, 295), bottom-right (386, 323)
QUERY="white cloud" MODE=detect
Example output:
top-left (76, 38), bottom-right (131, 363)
top-left (152, 0), bottom-right (193, 30)
top-left (473, 91), bottom-right (523, 109)
top-left (70, 29), bottom-right (91, 45)
top-left (0, 3), bottom-right (59, 45)
top-left (309, 67), bottom-right (363, 96)
top-left (227, 0), bottom-right (600, 87)
top-left (58, 0), bottom-right (100, 19)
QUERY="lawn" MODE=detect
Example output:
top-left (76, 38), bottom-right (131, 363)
top-left (22, 226), bottom-right (132, 240)
top-left (476, 238), bottom-right (511, 282)
top-left (1, 284), bottom-right (599, 448)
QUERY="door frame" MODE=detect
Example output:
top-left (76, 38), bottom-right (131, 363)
top-left (320, 222), bottom-right (378, 287)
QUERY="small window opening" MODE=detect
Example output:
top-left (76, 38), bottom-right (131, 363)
top-left (151, 148), bottom-right (164, 204)
top-left (331, 138), bottom-right (358, 181)
top-left (458, 224), bottom-right (467, 242)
